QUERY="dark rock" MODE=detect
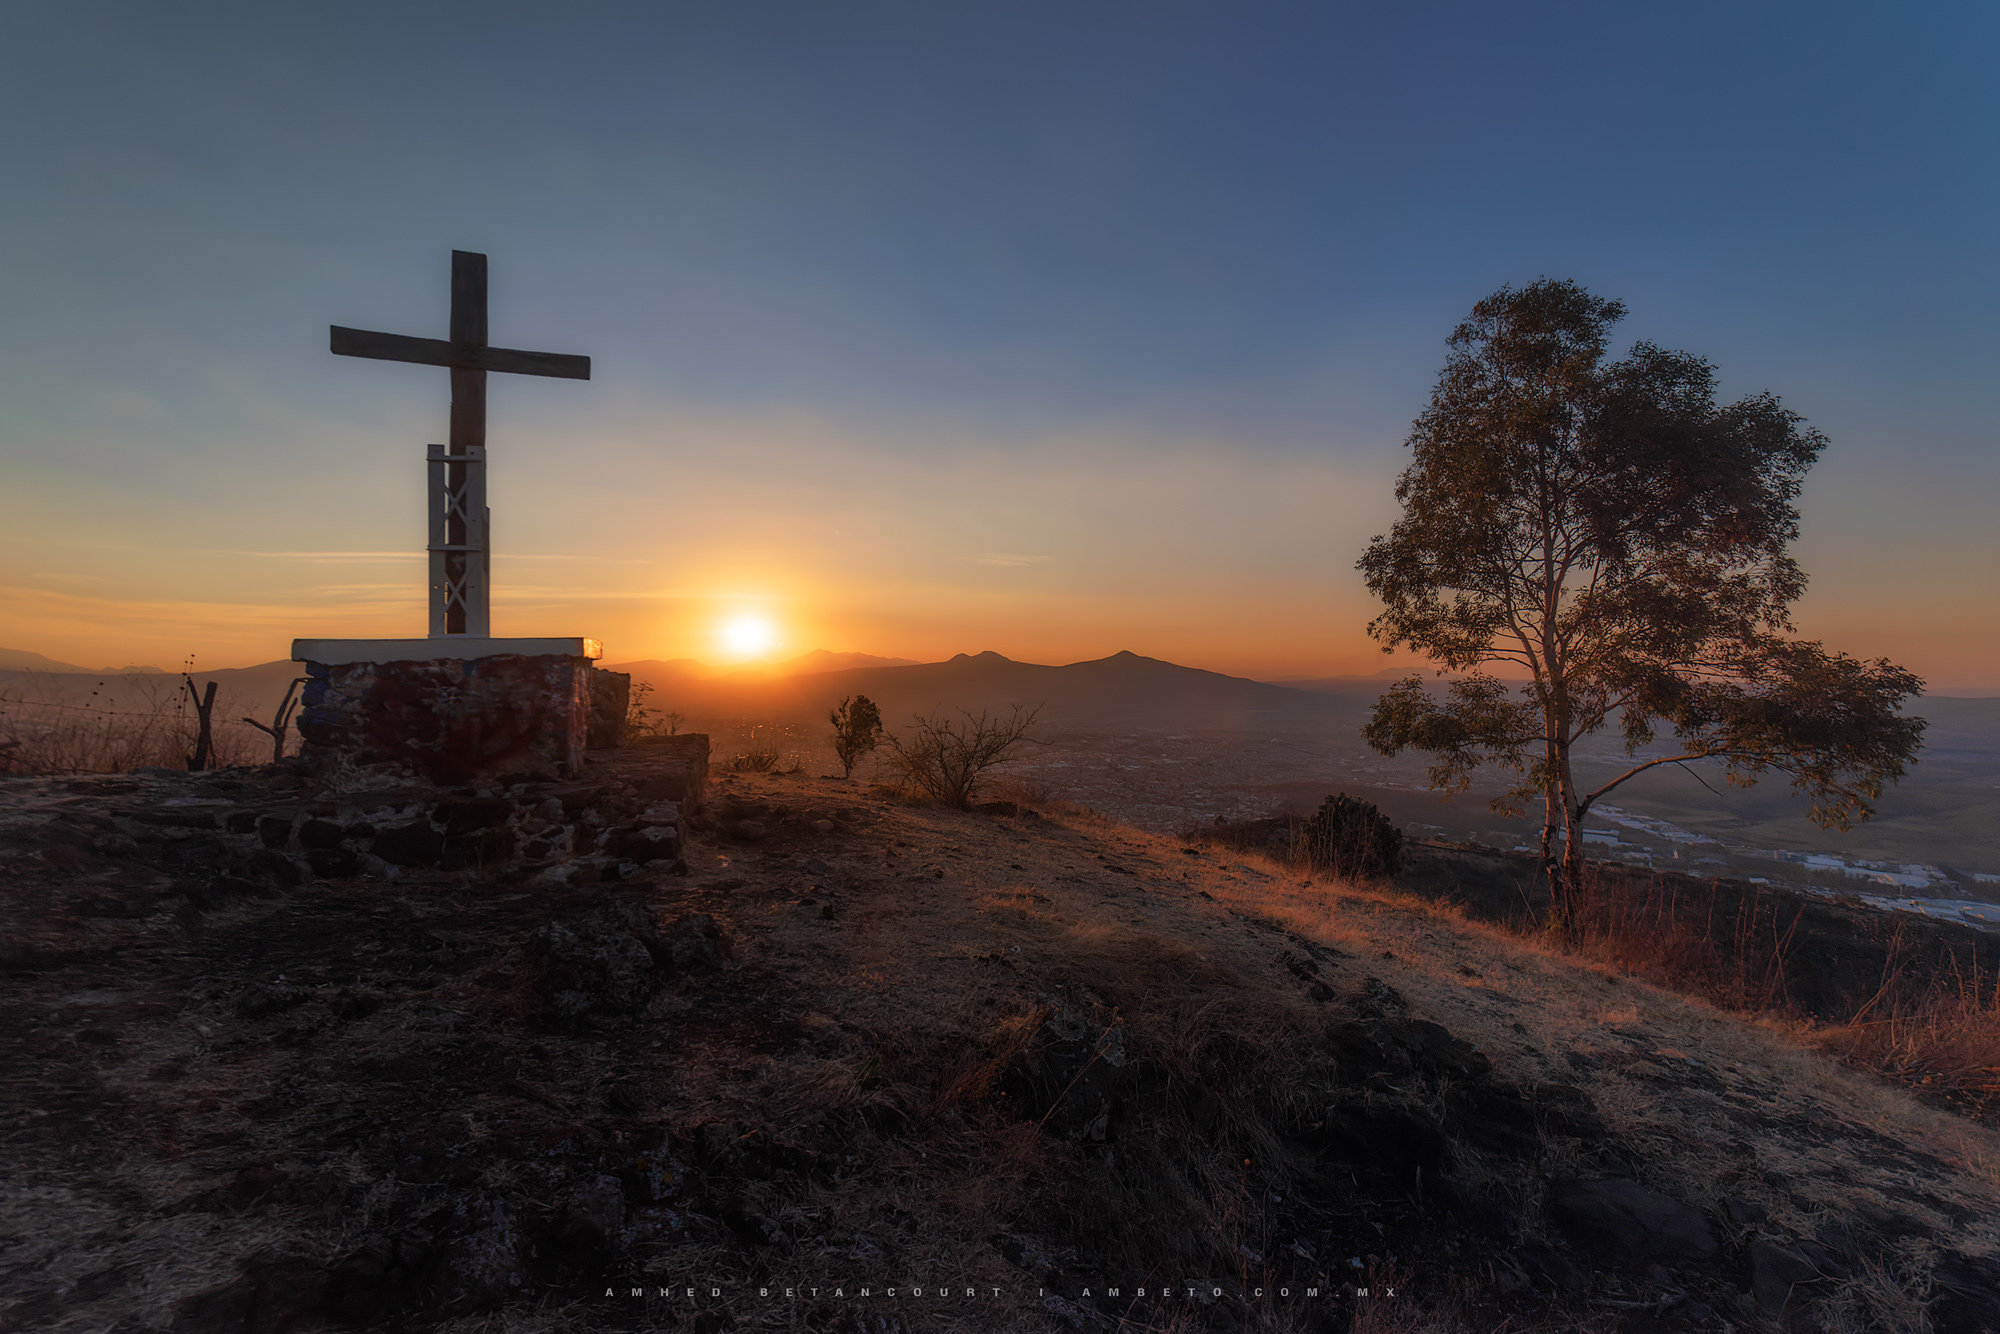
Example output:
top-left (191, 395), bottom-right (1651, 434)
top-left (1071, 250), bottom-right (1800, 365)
top-left (1722, 1196), bottom-right (1769, 1230)
top-left (435, 797), bottom-right (511, 835)
top-left (1516, 1240), bottom-right (1590, 1294)
top-left (305, 846), bottom-right (361, 878)
top-left (605, 823), bottom-right (681, 863)
top-left (1548, 1178), bottom-right (1718, 1266)
top-left (440, 827), bottom-right (514, 872)
top-left (329, 989), bottom-right (383, 1021)
top-left (251, 849), bottom-right (301, 888)
top-left (370, 821), bottom-right (443, 867)
top-left (554, 1173), bottom-right (628, 1257)
top-left (321, 1234), bottom-right (432, 1324)
top-left (206, 873), bottom-right (265, 902)
top-left (1351, 976), bottom-right (1406, 1017)
top-left (1530, 1083), bottom-right (1608, 1141)
top-left (731, 819), bottom-right (768, 842)
top-left (662, 912), bottom-right (734, 974)
top-left (530, 906), bottom-right (662, 1022)
top-left (235, 981), bottom-right (309, 1018)
top-left (1748, 1239), bottom-right (1822, 1316)
top-left (168, 1250), bottom-right (325, 1334)
top-left (1932, 1251), bottom-right (2000, 1334)
top-left (716, 1195), bottom-right (791, 1250)
top-left (1446, 1081), bottom-right (1541, 1157)
top-left (1331, 1016), bottom-right (1490, 1080)
top-left (1307, 1104), bottom-right (1453, 1193)
top-left (297, 820), bottom-right (346, 850)
top-left (324, 1195), bottom-right (530, 1322)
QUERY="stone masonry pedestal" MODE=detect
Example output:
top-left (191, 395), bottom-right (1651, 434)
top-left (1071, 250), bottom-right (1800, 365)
top-left (293, 638), bottom-right (621, 785)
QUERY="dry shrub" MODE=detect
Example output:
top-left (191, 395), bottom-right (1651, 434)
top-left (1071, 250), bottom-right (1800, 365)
top-left (1563, 864), bottom-right (1802, 1011)
top-left (881, 704), bottom-right (1041, 808)
top-left (1534, 862), bottom-right (2000, 1119)
top-left (0, 673), bottom-right (267, 774)
top-left (1295, 793), bottom-right (1405, 880)
top-left (1815, 957), bottom-right (2000, 1120)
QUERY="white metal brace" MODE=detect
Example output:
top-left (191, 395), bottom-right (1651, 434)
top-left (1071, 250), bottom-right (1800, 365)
top-left (426, 443), bottom-right (490, 638)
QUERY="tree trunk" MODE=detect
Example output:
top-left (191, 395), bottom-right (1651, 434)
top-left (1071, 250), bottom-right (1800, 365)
top-left (1547, 741), bottom-right (1588, 941)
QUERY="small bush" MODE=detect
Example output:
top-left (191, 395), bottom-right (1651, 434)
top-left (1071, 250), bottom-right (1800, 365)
top-left (625, 681), bottom-right (683, 738)
top-left (732, 726), bottom-right (781, 772)
top-left (1298, 793), bottom-right (1404, 880)
top-left (882, 704), bottom-right (1041, 809)
top-left (829, 695), bottom-right (884, 778)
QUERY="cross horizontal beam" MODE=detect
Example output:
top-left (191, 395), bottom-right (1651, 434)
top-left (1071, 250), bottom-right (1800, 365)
top-left (330, 326), bottom-right (591, 380)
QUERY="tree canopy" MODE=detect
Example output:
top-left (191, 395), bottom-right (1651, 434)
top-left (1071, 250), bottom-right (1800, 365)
top-left (1358, 279), bottom-right (1925, 930)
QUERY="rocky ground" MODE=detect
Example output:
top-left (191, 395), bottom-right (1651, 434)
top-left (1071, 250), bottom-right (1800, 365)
top-left (2, 751), bottom-right (1999, 1333)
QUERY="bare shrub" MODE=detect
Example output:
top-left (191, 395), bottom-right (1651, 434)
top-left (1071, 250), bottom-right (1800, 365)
top-left (880, 704), bottom-right (1042, 809)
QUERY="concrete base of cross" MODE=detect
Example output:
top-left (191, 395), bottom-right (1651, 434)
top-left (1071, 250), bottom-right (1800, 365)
top-left (290, 637), bottom-right (628, 783)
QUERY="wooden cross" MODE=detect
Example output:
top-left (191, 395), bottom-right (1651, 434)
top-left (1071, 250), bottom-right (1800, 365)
top-left (331, 251), bottom-right (589, 638)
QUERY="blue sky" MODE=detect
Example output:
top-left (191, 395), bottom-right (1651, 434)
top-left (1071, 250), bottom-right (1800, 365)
top-left (2, 2), bottom-right (1995, 680)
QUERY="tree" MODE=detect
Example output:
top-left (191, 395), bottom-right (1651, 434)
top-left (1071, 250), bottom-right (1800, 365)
top-left (829, 694), bottom-right (884, 779)
top-left (882, 704), bottom-right (1041, 808)
top-left (1357, 279), bottom-right (1926, 935)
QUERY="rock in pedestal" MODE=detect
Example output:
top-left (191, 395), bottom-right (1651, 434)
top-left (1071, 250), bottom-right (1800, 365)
top-left (587, 670), bottom-right (630, 750)
top-left (625, 733), bottom-right (710, 812)
top-left (292, 638), bottom-right (602, 784)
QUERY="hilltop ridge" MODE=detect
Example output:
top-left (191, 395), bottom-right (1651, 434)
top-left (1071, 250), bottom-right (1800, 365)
top-left (2, 759), bottom-right (1997, 1331)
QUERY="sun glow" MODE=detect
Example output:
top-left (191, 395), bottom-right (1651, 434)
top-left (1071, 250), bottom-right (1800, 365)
top-left (719, 614), bottom-right (779, 659)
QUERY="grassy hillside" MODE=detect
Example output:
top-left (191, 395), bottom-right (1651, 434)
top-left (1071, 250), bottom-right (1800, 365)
top-left (3, 758), bottom-right (1997, 1332)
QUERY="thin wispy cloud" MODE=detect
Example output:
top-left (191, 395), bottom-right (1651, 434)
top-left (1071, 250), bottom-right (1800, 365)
top-left (974, 553), bottom-right (1053, 567)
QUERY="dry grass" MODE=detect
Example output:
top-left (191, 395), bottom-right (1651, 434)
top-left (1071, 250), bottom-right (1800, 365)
top-left (1539, 864), bottom-right (2000, 1121)
top-left (0, 672), bottom-right (270, 774)
top-left (1171, 839), bottom-right (2000, 1246)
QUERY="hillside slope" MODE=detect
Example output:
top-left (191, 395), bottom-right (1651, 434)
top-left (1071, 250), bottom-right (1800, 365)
top-left (2, 759), bottom-right (1997, 1332)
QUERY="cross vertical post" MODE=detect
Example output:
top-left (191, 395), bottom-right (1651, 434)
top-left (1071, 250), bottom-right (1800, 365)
top-left (436, 251), bottom-right (491, 636)
top-left (330, 250), bottom-right (589, 640)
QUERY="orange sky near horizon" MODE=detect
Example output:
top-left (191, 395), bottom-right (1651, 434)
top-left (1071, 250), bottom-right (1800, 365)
top-left (2, 406), bottom-right (1992, 689)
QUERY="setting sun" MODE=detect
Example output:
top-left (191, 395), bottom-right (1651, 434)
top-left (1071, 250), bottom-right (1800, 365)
top-left (719, 614), bottom-right (779, 659)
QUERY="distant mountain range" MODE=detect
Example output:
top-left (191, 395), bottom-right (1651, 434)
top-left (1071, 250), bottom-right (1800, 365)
top-left (602, 649), bottom-right (918, 681)
top-left (0, 647), bottom-right (164, 674)
top-left (610, 648), bottom-right (1372, 731)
